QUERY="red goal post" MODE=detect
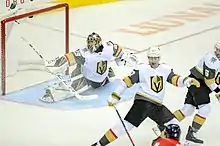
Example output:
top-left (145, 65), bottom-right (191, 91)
top-left (0, 3), bottom-right (69, 95)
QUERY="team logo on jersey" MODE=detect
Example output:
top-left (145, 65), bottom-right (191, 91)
top-left (150, 76), bottom-right (163, 93)
top-left (97, 60), bottom-right (107, 75)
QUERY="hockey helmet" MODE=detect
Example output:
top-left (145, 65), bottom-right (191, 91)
top-left (147, 46), bottom-right (161, 68)
top-left (164, 124), bottom-right (181, 140)
top-left (87, 32), bottom-right (102, 53)
top-left (147, 46), bottom-right (161, 58)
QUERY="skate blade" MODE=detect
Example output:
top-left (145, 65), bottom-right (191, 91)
top-left (184, 140), bottom-right (203, 146)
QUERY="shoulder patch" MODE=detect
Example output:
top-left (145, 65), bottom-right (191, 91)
top-left (74, 49), bottom-right (81, 56)
top-left (210, 57), bottom-right (217, 64)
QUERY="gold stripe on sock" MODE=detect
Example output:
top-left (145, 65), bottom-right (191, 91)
top-left (193, 114), bottom-right (206, 125)
top-left (104, 129), bottom-right (117, 143)
top-left (173, 110), bottom-right (185, 121)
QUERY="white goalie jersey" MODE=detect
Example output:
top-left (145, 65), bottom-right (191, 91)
top-left (80, 41), bottom-right (121, 82)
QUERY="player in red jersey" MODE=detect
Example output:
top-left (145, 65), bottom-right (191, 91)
top-left (152, 124), bottom-right (181, 146)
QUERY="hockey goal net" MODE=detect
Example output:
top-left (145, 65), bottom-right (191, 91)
top-left (0, 3), bottom-right (69, 95)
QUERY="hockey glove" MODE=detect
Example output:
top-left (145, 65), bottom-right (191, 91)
top-left (183, 77), bottom-right (200, 88)
top-left (115, 52), bottom-right (139, 67)
top-left (108, 92), bottom-right (121, 106)
top-left (215, 92), bottom-right (220, 103)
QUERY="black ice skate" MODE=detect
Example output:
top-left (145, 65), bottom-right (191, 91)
top-left (184, 126), bottom-right (203, 145)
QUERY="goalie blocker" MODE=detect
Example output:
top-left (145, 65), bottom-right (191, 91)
top-left (41, 32), bottom-right (138, 102)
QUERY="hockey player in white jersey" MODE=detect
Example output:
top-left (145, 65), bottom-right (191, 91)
top-left (91, 47), bottom-right (200, 146)
top-left (173, 41), bottom-right (220, 145)
top-left (41, 32), bottom-right (137, 102)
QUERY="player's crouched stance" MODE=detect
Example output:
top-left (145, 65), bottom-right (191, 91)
top-left (152, 124), bottom-right (181, 146)
top-left (91, 47), bottom-right (200, 146)
top-left (40, 32), bottom-right (137, 102)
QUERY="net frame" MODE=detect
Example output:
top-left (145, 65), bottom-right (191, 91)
top-left (0, 3), bottom-right (69, 95)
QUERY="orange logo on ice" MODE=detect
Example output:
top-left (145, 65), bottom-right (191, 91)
top-left (116, 3), bottom-right (220, 36)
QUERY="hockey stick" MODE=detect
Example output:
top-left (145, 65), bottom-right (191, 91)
top-left (152, 126), bottom-right (161, 137)
top-left (112, 104), bottom-right (135, 146)
top-left (20, 36), bottom-right (98, 100)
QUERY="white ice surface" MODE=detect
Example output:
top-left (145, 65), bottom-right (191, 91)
top-left (1, 0), bottom-right (220, 145)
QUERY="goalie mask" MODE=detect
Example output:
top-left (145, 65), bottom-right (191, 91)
top-left (214, 41), bottom-right (220, 59)
top-left (87, 32), bottom-right (102, 53)
top-left (147, 46), bottom-right (161, 68)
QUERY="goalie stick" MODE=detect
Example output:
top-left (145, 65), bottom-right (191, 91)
top-left (20, 36), bottom-right (98, 100)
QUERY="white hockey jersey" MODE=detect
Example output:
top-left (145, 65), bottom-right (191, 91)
top-left (78, 41), bottom-right (122, 82)
top-left (190, 52), bottom-right (220, 91)
top-left (121, 63), bottom-right (185, 104)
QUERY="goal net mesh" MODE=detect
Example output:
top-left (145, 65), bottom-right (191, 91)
top-left (0, 3), bottom-right (69, 95)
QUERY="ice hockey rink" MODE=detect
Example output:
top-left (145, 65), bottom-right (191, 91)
top-left (1, 0), bottom-right (220, 145)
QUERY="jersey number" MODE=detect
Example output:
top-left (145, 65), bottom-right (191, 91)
top-left (150, 76), bottom-right (163, 93)
top-left (96, 60), bottom-right (107, 75)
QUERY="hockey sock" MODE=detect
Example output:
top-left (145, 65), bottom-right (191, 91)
top-left (98, 120), bottom-right (134, 145)
top-left (173, 110), bottom-right (185, 121)
top-left (98, 129), bottom-right (118, 145)
top-left (192, 114), bottom-right (206, 132)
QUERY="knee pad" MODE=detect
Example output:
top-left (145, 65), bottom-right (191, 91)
top-left (198, 103), bottom-right (211, 118)
top-left (181, 104), bottom-right (196, 117)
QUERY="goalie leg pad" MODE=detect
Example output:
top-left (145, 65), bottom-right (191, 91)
top-left (40, 80), bottom-right (73, 103)
top-left (71, 64), bottom-right (82, 78)
top-left (40, 75), bottom-right (90, 103)
top-left (71, 75), bottom-right (89, 92)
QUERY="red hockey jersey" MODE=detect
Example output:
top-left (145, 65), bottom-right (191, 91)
top-left (152, 137), bottom-right (181, 146)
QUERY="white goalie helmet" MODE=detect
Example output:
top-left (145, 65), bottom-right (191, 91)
top-left (147, 46), bottom-right (161, 57)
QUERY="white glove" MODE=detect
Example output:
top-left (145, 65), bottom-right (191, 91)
top-left (183, 77), bottom-right (200, 88)
top-left (115, 52), bottom-right (139, 67)
top-left (108, 92), bottom-right (121, 106)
